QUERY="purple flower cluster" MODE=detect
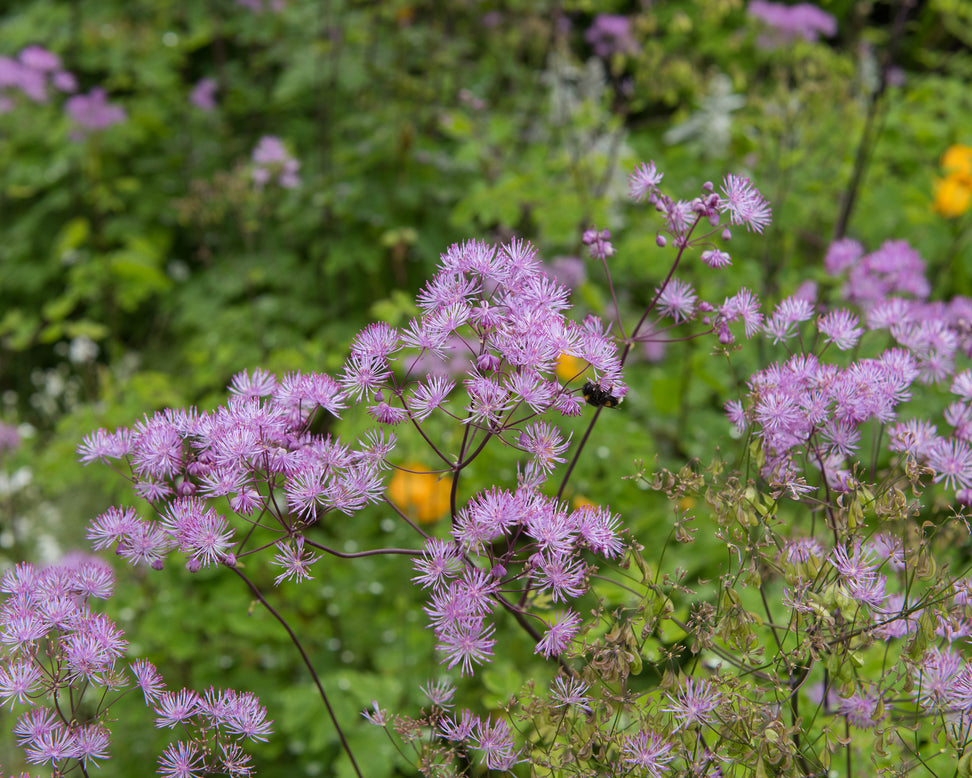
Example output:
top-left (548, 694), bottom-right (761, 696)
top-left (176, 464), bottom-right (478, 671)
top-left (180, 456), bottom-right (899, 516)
top-left (0, 421), bottom-right (19, 458)
top-left (0, 556), bottom-right (269, 775)
top-left (190, 77), bottom-right (218, 111)
top-left (365, 696), bottom-right (520, 772)
top-left (78, 369), bottom-right (388, 582)
top-left (776, 533), bottom-right (972, 729)
top-left (380, 238), bottom-right (626, 430)
top-left (727, 232), bottom-right (972, 501)
top-left (150, 685), bottom-right (272, 777)
top-left (729, 346), bottom-right (918, 494)
top-left (913, 647), bottom-right (972, 716)
top-left (251, 135), bottom-right (300, 189)
top-left (65, 87), bottom-right (127, 134)
top-left (747, 1), bottom-right (838, 47)
top-left (0, 45), bottom-right (129, 140)
top-left (629, 162), bottom-right (772, 247)
top-left (78, 236), bottom-right (630, 680)
top-left (585, 14), bottom-right (640, 58)
top-left (825, 237), bottom-right (931, 309)
top-left (889, 367), bottom-right (972, 498)
top-left (363, 238), bottom-right (627, 669)
top-left (414, 490), bottom-right (623, 671)
top-left (0, 45), bottom-right (76, 113)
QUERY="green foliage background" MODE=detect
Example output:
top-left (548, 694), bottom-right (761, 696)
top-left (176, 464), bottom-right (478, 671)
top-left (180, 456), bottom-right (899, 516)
top-left (1, 0), bottom-right (971, 775)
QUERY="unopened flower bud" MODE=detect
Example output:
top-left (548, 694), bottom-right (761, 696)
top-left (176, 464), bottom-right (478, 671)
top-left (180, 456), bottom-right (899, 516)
top-left (656, 234), bottom-right (667, 247)
top-left (477, 352), bottom-right (500, 372)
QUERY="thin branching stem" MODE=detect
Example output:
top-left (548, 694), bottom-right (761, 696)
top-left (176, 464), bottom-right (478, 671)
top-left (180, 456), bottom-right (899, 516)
top-left (228, 567), bottom-right (364, 778)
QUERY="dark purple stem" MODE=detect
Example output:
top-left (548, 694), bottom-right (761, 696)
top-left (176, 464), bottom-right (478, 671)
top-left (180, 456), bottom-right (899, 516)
top-left (227, 566), bottom-right (363, 778)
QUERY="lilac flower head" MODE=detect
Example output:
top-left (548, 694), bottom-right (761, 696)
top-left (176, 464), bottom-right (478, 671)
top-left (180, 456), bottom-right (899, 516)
top-left (436, 618), bottom-right (496, 676)
top-left (439, 709), bottom-right (478, 741)
top-left (550, 676), bottom-right (592, 711)
top-left (271, 535), bottom-right (321, 585)
top-left (19, 46), bottom-right (62, 73)
top-left (534, 610), bottom-right (582, 658)
top-left (701, 249), bottom-right (732, 269)
top-left (190, 77), bottom-right (217, 111)
top-left (23, 725), bottom-right (78, 765)
top-left (549, 256), bottom-right (587, 288)
top-left (65, 88), bottom-right (126, 134)
top-left (781, 536), bottom-right (824, 565)
top-left (251, 135), bottom-right (301, 189)
top-left (824, 237), bottom-right (864, 276)
top-left (915, 647), bottom-right (965, 712)
top-left (657, 278), bottom-right (698, 323)
top-left (887, 418), bottom-right (938, 459)
top-left (928, 437), bottom-right (972, 492)
top-left (818, 309), bottom-right (863, 351)
top-left (131, 658), bottom-right (166, 704)
top-left (720, 288), bottom-right (764, 339)
top-left (471, 716), bottom-right (519, 771)
top-left (53, 70), bottom-right (77, 92)
top-left (585, 14), bottom-right (640, 58)
top-left (840, 240), bottom-right (930, 310)
top-left (629, 161), bottom-right (664, 203)
top-left (420, 678), bottom-right (456, 708)
top-left (662, 676), bottom-right (722, 730)
top-left (0, 421), bottom-right (20, 457)
top-left (157, 740), bottom-right (203, 778)
top-left (361, 700), bottom-right (387, 726)
top-left (719, 174), bottom-right (772, 234)
top-left (582, 228), bottom-right (615, 261)
top-left (621, 730), bottom-right (675, 775)
top-left (837, 688), bottom-right (885, 730)
top-left (0, 49), bottom-right (59, 104)
top-left (763, 296), bottom-right (814, 343)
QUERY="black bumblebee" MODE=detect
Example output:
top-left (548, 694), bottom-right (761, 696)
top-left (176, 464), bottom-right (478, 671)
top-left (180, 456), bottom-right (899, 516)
top-left (581, 381), bottom-right (621, 408)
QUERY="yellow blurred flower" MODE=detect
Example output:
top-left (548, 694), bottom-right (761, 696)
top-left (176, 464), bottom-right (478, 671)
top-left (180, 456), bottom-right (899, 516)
top-left (934, 175), bottom-right (972, 218)
top-left (572, 495), bottom-right (595, 510)
top-left (934, 145), bottom-right (972, 218)
top-left (942, 145), bottom-right (972, 179)
top-left (555, 353), bottom-right (585, 383)
top-left (388, 462), bottom-right (452, 523)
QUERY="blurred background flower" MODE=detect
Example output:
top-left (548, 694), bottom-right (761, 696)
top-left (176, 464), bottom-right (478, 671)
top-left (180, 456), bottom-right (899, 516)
top-left (388, 462), bottom-right (452, 523)
top-left (934, 144), bottom-right (972, 218)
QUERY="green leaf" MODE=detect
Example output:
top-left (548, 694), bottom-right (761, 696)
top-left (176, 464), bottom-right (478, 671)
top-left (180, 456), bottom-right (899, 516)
top-left (64, 320), bottom-right (109, 341)
top-left (42, 291), bottom-right (79, 323)
top-left (53, 217), bottom-right (91, 259)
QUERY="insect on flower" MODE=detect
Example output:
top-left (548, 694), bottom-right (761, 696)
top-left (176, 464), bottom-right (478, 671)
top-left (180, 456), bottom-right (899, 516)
top-left (581, 381), bottom-right (621, 409)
